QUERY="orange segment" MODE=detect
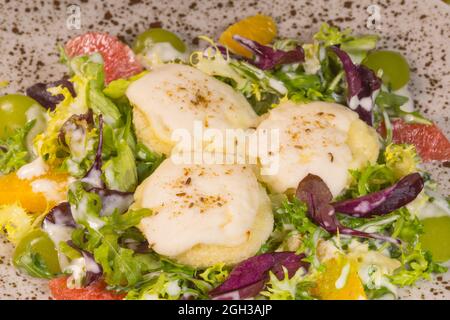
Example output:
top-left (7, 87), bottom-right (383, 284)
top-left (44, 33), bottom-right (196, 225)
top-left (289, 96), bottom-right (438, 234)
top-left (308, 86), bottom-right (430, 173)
top-left (219, 15), bottom-right (277, 58)
top-left (0, 172), bottom-right (69, 213)
top-left (312, 256), bottom-right (367, 300)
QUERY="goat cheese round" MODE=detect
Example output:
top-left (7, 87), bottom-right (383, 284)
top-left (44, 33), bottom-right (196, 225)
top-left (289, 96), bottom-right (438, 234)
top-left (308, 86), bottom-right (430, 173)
top-left (257, 101), bottom-right (380, 197)
top-left (127, 64), bottom-right (259, 155)
top-left (133, 158), bottom-right (273, 267)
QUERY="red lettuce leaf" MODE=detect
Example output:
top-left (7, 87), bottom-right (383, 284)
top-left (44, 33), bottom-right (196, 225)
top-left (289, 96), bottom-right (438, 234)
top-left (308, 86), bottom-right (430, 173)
top-left (295, 174), bottom-right (401, 245)
top-left (26, 78), bottom-right (76, 111)
top-left (329, 46), bottom-right (381, 126)
top-left (332, 173), bottom-right (424, 217)
top-left (209, 252), bottom-right (308, 300)
top-left (232, 35), bottom-right (304, 70)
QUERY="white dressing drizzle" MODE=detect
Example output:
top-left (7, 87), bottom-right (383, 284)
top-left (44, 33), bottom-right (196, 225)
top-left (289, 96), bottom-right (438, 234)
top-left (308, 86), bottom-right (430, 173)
top-left (16, 157), bottom-right (48, 180)
top-left (335, 262), bottom-right (351, 289)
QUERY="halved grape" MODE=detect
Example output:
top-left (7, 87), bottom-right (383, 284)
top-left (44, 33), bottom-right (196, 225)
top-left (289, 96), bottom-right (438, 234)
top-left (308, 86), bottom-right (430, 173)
top-left (13, 229), bottom-right (61, 278)
top-left (420, 216), bottom-right (450, 262)
top-left (362, 50), bottom-right (410, 90)
top-left (133, 28), bottom-right (186, 55)
top-left (0, 94), bottom-right (45, 139)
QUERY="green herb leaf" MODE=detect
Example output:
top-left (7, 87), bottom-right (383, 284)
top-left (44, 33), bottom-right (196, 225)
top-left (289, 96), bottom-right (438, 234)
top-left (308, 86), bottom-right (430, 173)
top-left (375, 91), bottom-right (431, 125)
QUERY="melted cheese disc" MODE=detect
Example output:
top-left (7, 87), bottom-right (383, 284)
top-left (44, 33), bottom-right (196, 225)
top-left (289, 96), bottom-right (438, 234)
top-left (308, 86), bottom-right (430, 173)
top-left (257, 101), bottom-right (380, 197)
top-left (127, 64), bottom-right (258, 155)
top-left (134, 158), bottom-right (273, 266)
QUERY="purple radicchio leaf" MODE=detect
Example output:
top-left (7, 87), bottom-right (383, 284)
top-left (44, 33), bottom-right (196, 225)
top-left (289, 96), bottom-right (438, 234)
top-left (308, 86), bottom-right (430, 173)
top-left (209, 252), bottom-right (308, 300)
top-left (81, 114), bottom-right (105, 189)
top-left (329, 46), bottom-right (381, 126)
top-left (26, 77), bottom-right (76, 111)
top-left (43, 202), bottom-right (77, 228)
top-left (232, 35), bottom-right (305, 70)
top-left (81, 114), bottom-right (134, 216)
top-left (295, 174), bottom-right (401, 245)
top-left (332, 173), bottom-right (424, 218)
top-left (66, 240), bottom-right (102, 286)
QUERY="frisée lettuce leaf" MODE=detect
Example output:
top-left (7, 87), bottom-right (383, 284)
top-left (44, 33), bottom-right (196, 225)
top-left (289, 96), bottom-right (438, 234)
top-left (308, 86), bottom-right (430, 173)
top-left (0, 203), bottom-right (35, 245)
top-left (261, 267), bottom-right (315, 300)
top-left (0, 120), bottom-right (35, 175)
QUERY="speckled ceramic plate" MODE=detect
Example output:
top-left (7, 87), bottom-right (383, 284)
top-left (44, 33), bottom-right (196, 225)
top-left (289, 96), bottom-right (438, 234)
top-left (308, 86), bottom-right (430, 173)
top-left (0, 0), bottom-right (449, 300)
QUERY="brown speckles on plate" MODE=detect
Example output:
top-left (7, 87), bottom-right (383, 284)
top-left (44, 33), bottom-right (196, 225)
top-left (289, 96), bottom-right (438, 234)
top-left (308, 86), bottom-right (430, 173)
top-left (0, 0), bottom-right (449, 300)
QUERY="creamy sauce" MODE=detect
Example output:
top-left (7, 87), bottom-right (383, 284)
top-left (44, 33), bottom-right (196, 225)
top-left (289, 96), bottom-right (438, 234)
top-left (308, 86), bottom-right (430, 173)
top-left (166, 280), bottom-right (181, 297)
top-left (81, 169), bottom-right (102, 188)
top-left (65, 257), bottom-right (86, 288)
top-left (42, 219), bottom-right (74, 269)
top-left (349, 95), bottom-right (359, 110)
top-left (347, 241), bottom-right (400, 298)
top-left (359, 97), bottom-right (373, 111)
top-left (70, 196), bottom-right (105, 230)
top-left (65, 123), bottom-right (86, 160)
top-left (30, 179), bottom-right (63, 202)
top-left (100, 193), bottom-right (131, 216)
top-left (268, 78), bottom-right (288, 95)
top-left (42, 220), bottom-right (73, 247)
top-left (349, 90), bottom-right (379, 112)
top-left (335, 262), bottom-right (351, 289)
top-left (139, 42), bottom-right (188, 68)
top-left (16, 157), bottom-right (48, 180)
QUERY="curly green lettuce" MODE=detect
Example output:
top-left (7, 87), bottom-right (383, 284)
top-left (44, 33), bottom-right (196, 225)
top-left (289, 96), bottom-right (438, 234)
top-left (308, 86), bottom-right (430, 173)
top-left (389, 243), bottom-right (447, 287)
top-left (0, 120), bottom-right (35, 175)
top-left (384, 143), bottom-right (420, 179)
top-left (261, 267), bottom-right (315, 300)
top-left (260, 197), bottom-right (323, 268)
top-left (198, 263), bottom-right (229, 286)
top-left (0, 203), bottom-right (35, 245)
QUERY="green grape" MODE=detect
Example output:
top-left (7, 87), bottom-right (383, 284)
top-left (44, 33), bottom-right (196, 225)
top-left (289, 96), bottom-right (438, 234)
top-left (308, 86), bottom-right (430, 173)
top-left (133, 28), bottom-right (186, 55)
top-left (362, 50), bottom-right (410, 90)
top-left (13, 229), bottom-right (61, 278)
top-left (0, 94), bottom-right (45, 139)
top-left (420, 216), bottom-right (450, 263)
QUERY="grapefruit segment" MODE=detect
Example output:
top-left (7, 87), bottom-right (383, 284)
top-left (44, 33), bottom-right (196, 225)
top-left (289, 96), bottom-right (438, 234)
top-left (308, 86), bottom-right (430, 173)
top-left (379, 119), bottom-right (450, 162)
top-left (65, 32), bottom-right (143, 83)
top-left (49, 277), bottom-right (125, 300)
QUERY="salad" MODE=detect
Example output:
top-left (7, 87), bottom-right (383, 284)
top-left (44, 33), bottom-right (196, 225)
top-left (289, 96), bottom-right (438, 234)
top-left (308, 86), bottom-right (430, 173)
top-left (1, 14), bottom-right (450, 300)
